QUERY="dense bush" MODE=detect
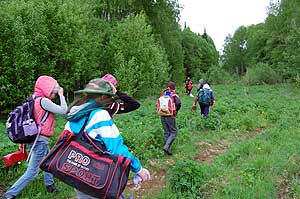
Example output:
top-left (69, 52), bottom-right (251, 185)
top-left (168, 159), bottom-right (212, 197)
top-left (0, 0), bottom-right (221, 115)
top-left (107, 14), bottom-right (169, 97)
top-left (0, 0), bottom-right (105, 114)
top-left (205, 65), bottom-right (235, 85)
top-left (242, 63), bottom-right (281, 85)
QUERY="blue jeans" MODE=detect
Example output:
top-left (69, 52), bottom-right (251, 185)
top-left (4, 136), bottom-right (54, 197)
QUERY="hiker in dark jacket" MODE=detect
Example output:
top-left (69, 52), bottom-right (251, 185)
top-left (102, 74), bottom-right (140, 117)
top-left (160, 82), bottom-right (181, 155)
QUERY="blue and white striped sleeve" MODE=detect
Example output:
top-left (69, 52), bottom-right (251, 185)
top-left (85, 109), bottom-right (142, 173)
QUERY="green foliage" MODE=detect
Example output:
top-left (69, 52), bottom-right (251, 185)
top-left (1, 84), bottom-right (300, 198)
top-left (48, 0), bottom-right (106, 89)
top-left (205, 65), bottom-right (234, 85)
top-left (143, 0), bottom-right (185, 84)
top-left (242, 63), bottom-right (281, 85)
top-left (0, 0), bottom-right (105, 114)
top-left (107, 14), bottom-right (169, 97)
top-left (168, 159), bottom-right (212, 197)
top-left (0, 0), bottom-right (219, 115)
top-left (222, 0), bottom-right (300, 85)
top-left (182, 28), bottom-right (219, 79)
top-left (182, 28), bottom-right (202, 77)
top-left (182, 28), bottom-right (219, 78)
top-left (98, 0), bottom-right (186, 84)
top-left (246, 23), bottom-right (269, 66)
top-left (221, 26), bottom-right (248, 76)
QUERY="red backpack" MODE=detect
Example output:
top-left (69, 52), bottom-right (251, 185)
top-left (187, 81), bottom-right (193, 90)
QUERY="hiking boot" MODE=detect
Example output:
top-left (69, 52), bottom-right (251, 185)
top-left (46, 184), bottom-right (61, 193)
top-left (2, 194), bottom-right (16, 199)
top-left (163, 148), bottom-right (173, 156)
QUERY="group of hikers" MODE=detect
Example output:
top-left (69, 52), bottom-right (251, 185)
top-left (185, 77), bottom-right (215, 116)
top-left (157, 78), bottom-right (214, 157)
top-left (2, 74), bottom-right (214, 199)
top-left (2, 74), bottom-right (151, 199)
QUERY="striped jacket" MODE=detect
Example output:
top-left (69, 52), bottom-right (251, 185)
top-left (65, 107), bottom-right (141, 173)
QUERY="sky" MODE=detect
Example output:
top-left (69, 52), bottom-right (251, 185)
top-left (178, 0), bottom-right (270, 52)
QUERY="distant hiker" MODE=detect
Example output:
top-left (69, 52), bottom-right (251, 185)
top-left (192, 82), bottom-right (215, 117)
top-left (2, 76), bottom-right (67, 199)
top-left (157, 82), bottom-right (181, 155)
top-left (102, 74), bottom-right (140, 117)
top-left (185, 77), bottom-right (193, 96)
top-left (197, 79), bottom-right (204, 92)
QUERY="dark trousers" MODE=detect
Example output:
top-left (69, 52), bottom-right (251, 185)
top-left (200, 104), bottom-right (210, 117)
top-left (161, 116), bottom-right (177, 150)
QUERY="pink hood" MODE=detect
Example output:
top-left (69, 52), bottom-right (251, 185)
top-left (34, 76), bottom-right (57, 98)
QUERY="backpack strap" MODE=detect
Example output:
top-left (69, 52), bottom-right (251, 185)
top-left (35, 96), bottom-right (50, 127)
top-left (26, 96), bottom-right (49, 162)
top-left (77, 112), bottom-right (91, 138)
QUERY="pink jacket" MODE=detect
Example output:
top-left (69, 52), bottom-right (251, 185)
top-left (33, 76), bottom-right (57, 137)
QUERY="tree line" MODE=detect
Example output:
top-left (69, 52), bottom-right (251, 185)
top-left (221, 0), bottom-right (300, 85)
top-left (0, 0), bottom-right (218, 115)
top-left (2, 0), bottom-right (298, 115)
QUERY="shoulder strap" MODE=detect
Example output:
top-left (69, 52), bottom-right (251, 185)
top-left (26, 97), bottom-right (50, 162)
top-left (77, 112), bottom-right (91, 138)
top-left (36, 96), bottom-right (49, 124)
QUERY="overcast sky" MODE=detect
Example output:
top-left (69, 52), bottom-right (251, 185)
top-left (178, 0), bottom-right (270, 52)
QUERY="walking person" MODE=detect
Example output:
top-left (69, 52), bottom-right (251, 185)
top-left (64, 78), bottom-right (151, 199)
top-left (158, 82), bottom-right (181, 156)
top-left (2, 76), bottom-right (68, 199)
top-left (185, 77), bottom-right (193, 96)
top-left (101, 74), bottom-right (140, 117)
top-left (192, 82), bottom-right (215, 117)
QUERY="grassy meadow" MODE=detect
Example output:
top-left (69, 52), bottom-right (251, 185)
top-left (1, 83), bottom-right (300, 199)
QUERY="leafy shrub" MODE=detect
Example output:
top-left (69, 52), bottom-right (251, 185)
top-left (168, 159), bottom-right (211, 197)
top-left (203, 112), bottom-right (222, 130)
top-left (205, 65), bottom-right (234, 85)
top-left (242, 63), bottom-right (281, 85)
top-left (0, 0), bottom-right (105, 114)
top-left (107, 14), bottom-right (169, 97)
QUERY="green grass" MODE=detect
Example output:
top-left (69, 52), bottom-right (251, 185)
top-left (1, 83), bottom-right (300, 198)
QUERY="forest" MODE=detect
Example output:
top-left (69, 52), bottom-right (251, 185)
top-left (1, 0), bottom-right (300, 198)
top-left (1, 0), bottom-right (299, 113)
top-left (1, 0), bottom-right (298, 114)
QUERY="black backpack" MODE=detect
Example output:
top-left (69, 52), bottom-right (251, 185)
top-left (6, 96), bottom-right (48, 143)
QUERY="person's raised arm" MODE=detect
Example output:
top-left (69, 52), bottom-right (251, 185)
top-left (41, 87), bottom-right (67, 114)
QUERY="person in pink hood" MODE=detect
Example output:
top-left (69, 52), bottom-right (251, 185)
top-left (3, 76), bottom-right (68, 199)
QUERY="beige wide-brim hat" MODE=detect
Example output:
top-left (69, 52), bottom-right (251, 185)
top-left (75, 78), bottom-right (115, 96)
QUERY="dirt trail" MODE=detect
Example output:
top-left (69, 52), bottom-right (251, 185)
top-left (1, 127), bottom-right (266, 199)
top-left (124, 169), bottom-right (167, 199)
top-left (68, 127), bottom-right (266, 199)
